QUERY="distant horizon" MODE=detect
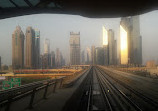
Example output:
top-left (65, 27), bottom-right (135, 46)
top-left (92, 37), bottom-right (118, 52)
top-left (0, 11), bottom-right (158, 65)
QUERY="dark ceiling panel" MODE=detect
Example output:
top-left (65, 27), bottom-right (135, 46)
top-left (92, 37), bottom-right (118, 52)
top-left (12, 0), bottom-right (29, 7)
top-left (27, 0), bottom-right (40, 6)
top-left (0, 0), bottom-right (157, 19)
top-left (0, 0), bottom-right (15, 8)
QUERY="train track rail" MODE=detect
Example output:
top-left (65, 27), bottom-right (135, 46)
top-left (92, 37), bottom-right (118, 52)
top-left (63, 66), bottom-right (158, 111)
top-left (95, 67), bottom-right (142, 111)
top-left (94, 68), bottom-right (113, 111)
top-left (76, 67), bottom-right (93, 111)
top-left (96, 66), bottom-right (158, 111)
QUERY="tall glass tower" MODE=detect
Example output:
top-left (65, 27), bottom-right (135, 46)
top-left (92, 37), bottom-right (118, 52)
top-left (25, 26), bottom-right (35, 69)
top-left (35, 29), bottom-right (40, 68)
top-left (12, 26), bottom-right (25, 69)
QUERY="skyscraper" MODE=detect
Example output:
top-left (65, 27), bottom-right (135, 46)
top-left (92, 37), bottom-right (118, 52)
top-left (102, 27), bottom-right (117, 65)
top-left (120, 16), bottom-right (142, 65)
top-left (86, 47), bottom-right (91, 64)
top-left (12, 26), bottom-right (25, 69)
top-left (42, 39), bottom-right (51, 68)
top-left (25, 26), bottom-right (35, 69)
top-left (91, 45), bottom-right (96, 65)
top-left (55, 48), bottom-right (61, 67)
top-left (39, 55), bottom-right (43, 68)
top-left (50, 51), bottom-right (55, 68)
top-left (69, 32), bottom-right (80, 65)
top-left (44, 39), bottom-right (50, 54)
top-left (131, 16), bottom-right (142, 65)
top-left (0, 56), bottom-right (1, 70)
top-left (108, 29), bottom-right (115, 65)
top-left (114, 40), bottom-right (117, 65)
top-left (103, 26), bottom-right (109, 65)
top-left (42, 53), bottom-right (50, 69)
top-left (96, 47), bottom-right (104, 65)
top-left (138, 36), bottom-right (142, 64)
top-left (61, 53), bottom-right (65, 66)
top-left (81, 50), bottom-right (85, 65)
top-left (120, 24), bottom-right (128, 64)
top-left (34, 29), bottom-right (40, 69)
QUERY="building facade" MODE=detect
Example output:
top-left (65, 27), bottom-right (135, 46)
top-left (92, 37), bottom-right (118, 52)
top-left (108, 29), bottom-right (115, 65)
top-left (12, 26), bottom-right (25, 69)
top-left (61, 53), bottom-right (65, 66)
top-left (95, 47), bottom-right (104, 65)
top-left (0, 56), bottom-right (1, 70)
top-left (44, 39), bottom-right (50, 54)
top-left (69, 32), bottom-right (80, 65)
top-left (114, 40), bottom-right (117, 65)
top-left (25, 26), bottom-right (35, 69)
top-left (42, 53), bottom-right (50, 69)
top-left (120, 16), bottom-right (142, 65)
top-left (34, 29), bottom-right (40, 69)
top-left (50, 51), bottom-right (55, 68)
top-left (86, 47), bottom-right (91, 64)
top-left (55, 48), bottom-right (61, 67)
top-left (102, 27), bottom-right (117, 65)
top-left (91, 45), bottom-right (96, 65)
top-left (81, 50), bottom-right (85, 65)
top-left (42, 39), bottom-right (51, 69)
top-left (103, 26), bottom-right (109, 65)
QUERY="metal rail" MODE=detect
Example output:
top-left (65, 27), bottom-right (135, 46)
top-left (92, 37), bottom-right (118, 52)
top-left (86, 76), bottom-right (92, 111)
top-left (100, 67), bottom-right (158, 108)
top-left (0, 77), bottom-right (65, 111)
top-left (95, 67), bottom-right (143, 111)
top-left (94, 68), bottom-right (113, 111)
top-left (95, 67), bottom-right (124, 111)
top-left (75, 67), bottom-right (93, 111)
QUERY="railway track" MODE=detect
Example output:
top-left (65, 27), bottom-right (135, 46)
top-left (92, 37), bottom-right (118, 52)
top-left (76, 66), bottom-right (143, 111)
top-left (62, 66), bottom-right (94, 111)
top-left (63, 66), bottom-right (158, 111)
top-left (64, 66), bottom-right (106, 111)
top-left (77, 67), bottom-right (93, 111)
top-left (96, 66), bottom-right (158, 111)
top-left (94, 68), bottom-right (113, 111)
top-left (95, 67), bottom-right (142, 111)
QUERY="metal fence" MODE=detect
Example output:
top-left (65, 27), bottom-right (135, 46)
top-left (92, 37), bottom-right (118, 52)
top-left (0, 77), bottom-right (65, 111)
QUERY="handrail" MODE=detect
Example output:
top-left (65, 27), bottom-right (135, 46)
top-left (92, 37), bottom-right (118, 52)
top-left (0, 76), bottom-right (65, 110)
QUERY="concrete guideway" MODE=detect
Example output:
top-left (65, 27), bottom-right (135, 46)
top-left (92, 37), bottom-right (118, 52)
top-left (62, 66), bottom-right (106, 111)
top-left (0, 67), bottom-right (90, 111)
top-left (24, 67), bottom-right (91, 111)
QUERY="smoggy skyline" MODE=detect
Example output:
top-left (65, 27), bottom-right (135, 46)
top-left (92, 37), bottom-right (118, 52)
top-left (0, 10), bottom-right (158, 65)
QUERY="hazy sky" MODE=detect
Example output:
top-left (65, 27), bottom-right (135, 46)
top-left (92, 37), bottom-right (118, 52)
top-left (0, 10), bottom-right (158, 65)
